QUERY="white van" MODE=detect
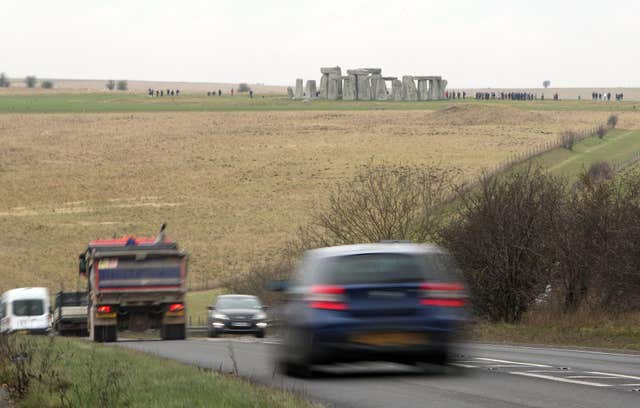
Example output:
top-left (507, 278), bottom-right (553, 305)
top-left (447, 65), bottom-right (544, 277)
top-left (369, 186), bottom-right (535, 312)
top-left (0, 287), bottom-right (51, 334)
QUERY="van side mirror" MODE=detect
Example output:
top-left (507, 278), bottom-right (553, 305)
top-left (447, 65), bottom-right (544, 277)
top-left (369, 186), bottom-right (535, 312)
top-left (78, 254), bottom-right (87, 276)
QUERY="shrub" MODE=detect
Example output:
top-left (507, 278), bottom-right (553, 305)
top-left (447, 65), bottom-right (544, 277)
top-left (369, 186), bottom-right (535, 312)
top-left (116, 80), bottom-right (128, 91)
top-left (237, 83), bottom-right (250, 93)
top-left (440, 165), bottom-right (566, 322)
top-left (24, 76), bottom-right (37, 88)
top-left (41, 80), bottom-right (54, 89)
top-left (542, 80), bottom-right (551, 89)
top-left (105, 80), bottom-right (115, 91)
top-left (607, 114), bottom-right (618, 129)
top-left (295, 162), bottom-right (456, 250)
top-left (561, 130), bottom-right (577, 150)
top-left (596, 125), bottom-right (607, 139)
top-left (585, 161), bottom-right (615, 185)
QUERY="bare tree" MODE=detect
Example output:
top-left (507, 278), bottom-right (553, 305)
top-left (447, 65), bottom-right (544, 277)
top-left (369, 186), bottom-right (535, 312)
top-left (543, 80), bottom-right (551, 89)
top-left (0, 73), bottom-right (9, 88)
top-left (116, 80), bottom-right (128, 91)
top-left (237, 83), bottom-right (251, 93)
top-left (105, 80), bottom-right (115, 91)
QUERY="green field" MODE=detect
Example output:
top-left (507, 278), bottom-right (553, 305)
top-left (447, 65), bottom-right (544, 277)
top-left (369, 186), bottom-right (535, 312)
top-left (0, 93), bottom-right (639, 113)
top-left (187, 288), bottom-right (223, 326)
top-left (525, 129), bottom-right (640, 180)
top-left (1, 336), bottom-right (315, 408)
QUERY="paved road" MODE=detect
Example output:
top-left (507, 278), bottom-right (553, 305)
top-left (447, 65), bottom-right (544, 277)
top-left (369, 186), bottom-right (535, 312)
top-left (119, 337), bottom-right (640, 407)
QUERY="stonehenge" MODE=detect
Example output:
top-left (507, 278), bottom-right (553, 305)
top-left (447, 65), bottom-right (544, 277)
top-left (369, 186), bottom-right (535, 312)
top-left (290, 67), bottom-right (447, 101)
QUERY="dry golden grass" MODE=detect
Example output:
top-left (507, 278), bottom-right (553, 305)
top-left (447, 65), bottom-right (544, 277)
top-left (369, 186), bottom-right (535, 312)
top-left (0, 107), bottom-right (629, 291)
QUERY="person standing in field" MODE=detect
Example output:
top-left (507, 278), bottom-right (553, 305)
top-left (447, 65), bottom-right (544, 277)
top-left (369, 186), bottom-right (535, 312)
top-left (249, 90), bottom-right (253, 98)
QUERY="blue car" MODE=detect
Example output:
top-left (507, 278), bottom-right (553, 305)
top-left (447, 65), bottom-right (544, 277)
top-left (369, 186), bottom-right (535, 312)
top-left (275, 243), bottom-right (468, 376)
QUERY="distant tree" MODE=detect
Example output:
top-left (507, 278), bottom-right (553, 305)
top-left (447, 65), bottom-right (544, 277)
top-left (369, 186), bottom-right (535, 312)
top-left (237, 83), bottom-right (251, 93)
top-left (41, 80), bottom-right (54, 89)
top-left (116, 80), bottom-right (128, 91)
top-left (0, 73), bottom-right (9, 88)
top-left (25, 75), bottom-right (37, 88)
top-left (105, 80), bottom-right (116, 91)
top-left (543, 80), bottom-right (551, 89)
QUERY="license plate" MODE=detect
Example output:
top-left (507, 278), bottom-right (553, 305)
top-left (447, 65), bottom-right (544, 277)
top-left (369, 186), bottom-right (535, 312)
top-left (350, 332), bottom-right (427, 346)
top-left (231, 322), bottom-right (250, 327)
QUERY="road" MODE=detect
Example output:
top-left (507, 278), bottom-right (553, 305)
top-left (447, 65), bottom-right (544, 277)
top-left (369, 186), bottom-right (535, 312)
top-left (119, 337), bottom-right (640, 407)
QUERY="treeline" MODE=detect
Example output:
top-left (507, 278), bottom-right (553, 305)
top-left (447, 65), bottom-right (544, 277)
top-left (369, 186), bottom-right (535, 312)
top-left (225, 155), bottom-right (640, 324)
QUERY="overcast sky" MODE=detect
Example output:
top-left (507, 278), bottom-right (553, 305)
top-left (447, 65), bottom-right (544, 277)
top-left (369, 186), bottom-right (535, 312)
top-left (2, 0), bottom-right (638, 88)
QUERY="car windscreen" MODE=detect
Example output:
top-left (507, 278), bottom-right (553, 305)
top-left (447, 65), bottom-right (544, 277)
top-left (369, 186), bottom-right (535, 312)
top-left (313, 253), bottom-right (428, 285)
top-left (216, 297), bottom-right (261, 310)
top-left (60, 293), bottom-right (88, 307)
top-left (12, 299), bottom-right (45, 316)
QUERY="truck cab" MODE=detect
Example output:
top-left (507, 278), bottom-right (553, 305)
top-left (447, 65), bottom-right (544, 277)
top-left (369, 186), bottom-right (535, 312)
top-left (79, 227), bottom-right (189, 342)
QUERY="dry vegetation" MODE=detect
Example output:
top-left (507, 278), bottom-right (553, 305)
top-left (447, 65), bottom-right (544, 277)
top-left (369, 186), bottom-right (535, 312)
top-left (0, 106), bottom-right (635, 291)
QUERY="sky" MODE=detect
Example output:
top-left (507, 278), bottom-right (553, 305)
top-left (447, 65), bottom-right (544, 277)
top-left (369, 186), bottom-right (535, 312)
top-left (2, 0), bottom-right (639, 88)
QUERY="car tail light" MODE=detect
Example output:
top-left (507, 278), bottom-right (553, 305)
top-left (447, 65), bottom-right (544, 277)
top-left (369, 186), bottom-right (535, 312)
top-left (97, 305), bottom-right (112, 314)
top-left (168, 303), bottom-right (184, 313)
top-left (308, 285), bottom-right (348, 310)
top-left (420, 283), bottom-right (467, 307)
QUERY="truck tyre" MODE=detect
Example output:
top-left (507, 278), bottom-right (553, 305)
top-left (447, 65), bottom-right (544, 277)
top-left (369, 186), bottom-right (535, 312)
top-left (93, 325), bottom-right (117, 342)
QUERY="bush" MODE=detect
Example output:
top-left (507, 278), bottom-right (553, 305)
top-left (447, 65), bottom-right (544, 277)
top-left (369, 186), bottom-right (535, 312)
top-left (586, 161), bottom-right (615, 185)
top-left (41, 80), bottom-right (54, 89)
top-left (561, 130), bottom-right (577, 150)
top-left (596, 125), bottom-right (607, 139)
top-left (440, 165), bottom-right (566, 322)
top-left (24, 76), bottom-right (37, 88)
top-left (237, 83), bottom-right (250, 93)
top-left (295, 162), bottom-right (456, 250)
top-left (0, 72), bottom-right (9, 88)
top-left (116, 80), bottom-right (128, 91)
top-left (105, 80), bottom-right (115, 91)
top-left (607, 114), bottom-right (618, 129)
top-left (543, 80), bottom-right (551, 89)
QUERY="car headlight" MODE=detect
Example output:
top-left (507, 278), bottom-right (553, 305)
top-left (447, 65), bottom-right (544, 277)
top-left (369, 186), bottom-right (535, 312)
top-left (253, 312), bottom-right (267, 320)
top-left (213, 313), bottom-right (228, 320)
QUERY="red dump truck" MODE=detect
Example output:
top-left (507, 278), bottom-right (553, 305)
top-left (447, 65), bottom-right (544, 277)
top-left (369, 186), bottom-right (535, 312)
top-left (79, 225), bottom-right (188, 342)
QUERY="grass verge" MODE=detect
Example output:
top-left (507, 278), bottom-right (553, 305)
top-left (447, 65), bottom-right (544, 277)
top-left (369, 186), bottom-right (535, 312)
top-left (472, 313), bottom-right (640, 351)
top-left (187, 288), bottom-right (225, 326)
top-left (1, 336), bottom-right (316, 408)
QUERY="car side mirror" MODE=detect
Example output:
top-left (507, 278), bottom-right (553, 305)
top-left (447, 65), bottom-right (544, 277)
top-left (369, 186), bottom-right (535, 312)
top-left (78, 254), bottom-right (87, 276)
top-left (262, 305), bottom-right (270, 311)
top-left (268, 279), bottom-right (289, 292)
top-left (207, 306), bottom-right (215, 311)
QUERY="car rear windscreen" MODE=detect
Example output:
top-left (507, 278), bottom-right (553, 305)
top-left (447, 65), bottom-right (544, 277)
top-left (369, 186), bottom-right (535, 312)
top-left (97, 257), bottom-right (182, 288)
top-left (313, 252), bottom-right (461, 285)
top-left (314, 253), bottom-right (427, 285)
top-left (12, 299), bottom-right (45, 316)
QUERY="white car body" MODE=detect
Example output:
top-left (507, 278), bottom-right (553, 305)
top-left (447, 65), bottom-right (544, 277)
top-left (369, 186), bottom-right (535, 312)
top-left (0, 287), bottom-right (51, 334)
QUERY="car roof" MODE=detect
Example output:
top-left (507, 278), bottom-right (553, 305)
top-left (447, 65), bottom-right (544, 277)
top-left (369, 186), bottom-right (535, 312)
top-left (305, 243), bottom-right (447, 259)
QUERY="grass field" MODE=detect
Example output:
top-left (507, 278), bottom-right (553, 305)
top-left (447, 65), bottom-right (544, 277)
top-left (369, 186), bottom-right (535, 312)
top-left (2, 336), bottom-right (315, 408)
top-left (1, 96), bottom-right (639, 292)
top-left (1, 93), bottom-right (640, 113)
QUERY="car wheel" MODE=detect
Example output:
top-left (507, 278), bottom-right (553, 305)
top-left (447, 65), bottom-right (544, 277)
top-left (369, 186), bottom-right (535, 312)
top-left (278, 328), bottom-right (314, 377)
top-left (255, 330), bottom-right (265, 339)
top-left (208, 329), bottom-right (219, 338)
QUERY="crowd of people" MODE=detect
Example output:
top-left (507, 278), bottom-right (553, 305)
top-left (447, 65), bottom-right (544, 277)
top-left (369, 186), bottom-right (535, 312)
top-left (148, 88), bottom-right (180, 97)
top-left (445, 90), bottom-right (466, 99)
top-left (592, 92), bottom-right (624, 101)
top-left (473, 91), bottom-right (545, 101)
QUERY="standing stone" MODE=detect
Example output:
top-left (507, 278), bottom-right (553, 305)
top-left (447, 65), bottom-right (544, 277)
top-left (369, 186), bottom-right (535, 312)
top-left (417, 79), bottom-right (429, 101)
top-left (287, 87), bottom-right (294, 99)
top-left (427, 79), bottom-right (435, 100)
top-left (373, 75), bottom-right (388, 100)
top-left (305, 80), bottom-right (317, 99)
top-left (294, 79), bottom-right (304, 99)
top-left (402, 76), bottom-right (417, 101)
top-left (439, 80), bottom-right (448, 99)
top-left (357, 75), bottom-right (371, 100)
top-left (328, 77), bottom-right (340, 100)
top-left (370, 74), bottom-right (382, 100)
top-left (343, 76), bottom-right (356, 100)
top-left (319, 74), bottom-right (329, 99)
top-left (391, 79), bottom-right (403, 101)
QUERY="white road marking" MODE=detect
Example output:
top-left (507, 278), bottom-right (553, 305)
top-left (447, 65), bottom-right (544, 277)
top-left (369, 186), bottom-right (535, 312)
top-left (475, 358), bottom-right (551, 368)
top-left (510, 372), bottom-right (611, 387)
top-left (566, 376), bottom-right (619, 379)
top-left (586, 371), bottom-right (640, 381)
top-left (620, 383), bottom-right (640, 386)
top-left (469, 343), bottom-right (640, 358)
top-left (528, 370), bottom-right (575, 373)
top-left (451, 363), bottom-right (477, 368)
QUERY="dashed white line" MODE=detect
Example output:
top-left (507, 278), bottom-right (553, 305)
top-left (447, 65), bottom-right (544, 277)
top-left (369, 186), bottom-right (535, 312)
top-left (620, 383), bottom-right (640, 386)
top-left (475, 358), bottom-right (551, 368)
top-left (451, 363), bottom-right (477, 368)
top-left (586, 371), bottom-right (640, 381)
top-left (510, 372), bottom-right (611, 387)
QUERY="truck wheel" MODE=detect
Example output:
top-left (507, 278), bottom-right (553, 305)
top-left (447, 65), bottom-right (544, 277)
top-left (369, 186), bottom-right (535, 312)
top-left (105, 326), bottom-right (118, 342)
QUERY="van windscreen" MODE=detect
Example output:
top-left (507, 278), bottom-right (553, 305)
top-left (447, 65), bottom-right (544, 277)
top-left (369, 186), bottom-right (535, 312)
top-left (12, 299), bottom-right (45, 316)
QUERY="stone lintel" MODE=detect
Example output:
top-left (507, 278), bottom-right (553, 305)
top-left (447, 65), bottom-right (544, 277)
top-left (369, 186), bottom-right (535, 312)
top-left (382, 76), bottom-right (397, 81)
top-left (320, 67), bottom-right (341, 74)
top-left (346, 69), bottom-right (370, 75)
top-left (413, 76), bottom-right (442, 80)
